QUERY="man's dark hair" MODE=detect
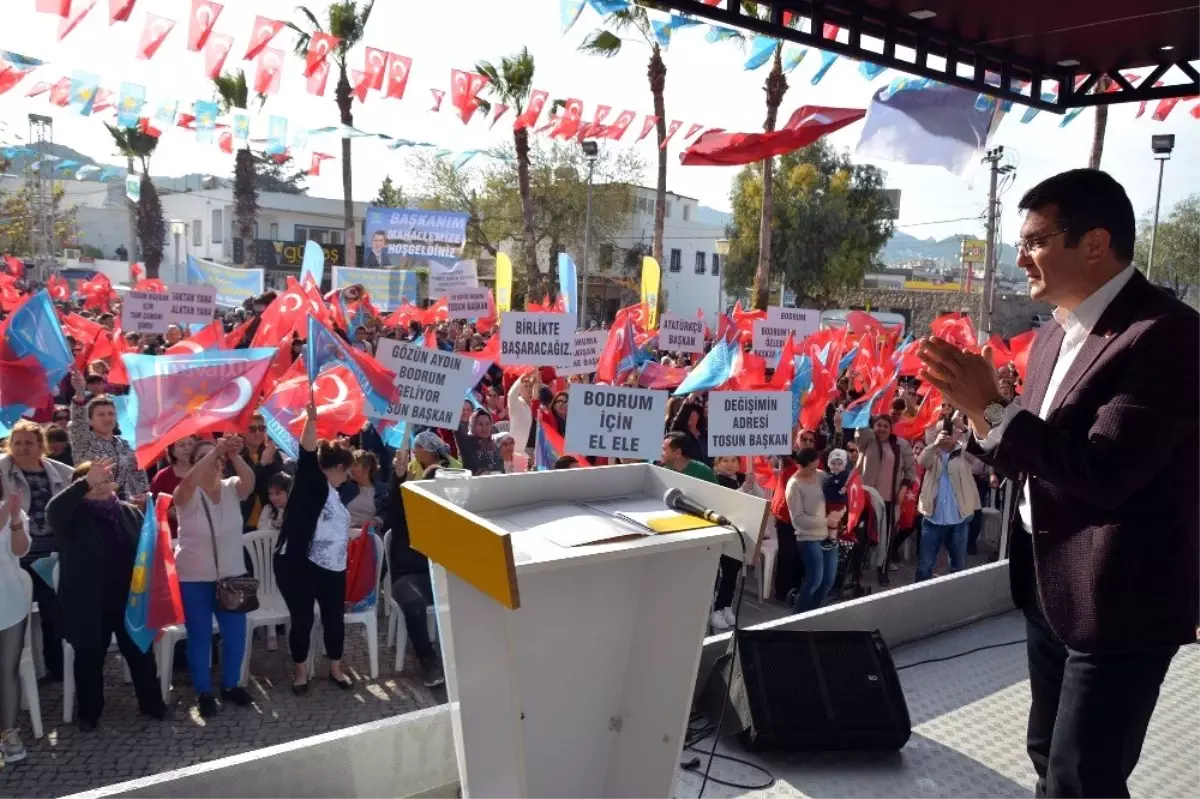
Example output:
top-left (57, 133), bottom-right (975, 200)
top-left (663, 431), bottom-right (690, 456)
top-left (795, 447), bottom-right (821, 468)
top-left (553, 455), bottom-right (579, 469)
top-left (1018, 169), bottom-right (1135, 264)
top-left (373, 229), bottom-right (387, 240)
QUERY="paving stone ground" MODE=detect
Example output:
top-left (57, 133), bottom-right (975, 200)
top-left (0, 607), bottom-right (442, 798)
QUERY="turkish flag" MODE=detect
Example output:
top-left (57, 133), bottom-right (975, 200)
top-left (579, 105), bottom-right (611, 140)
top-left (24, 82), bottom-right (53, 98)
top-left (363, 47), bottom-right (388, 91)
top-left (489, 103), bottom-right (510, 128)
top-left (0, 69), bottom-right (29, 97)
top-left (514, 89), bottom-right (547, 130)
top-left (307, 59), bottom-right (330, 96)
top-left (309, 152), bottom-right (334, 176)
top-left (57, 0), bottom-right (95, 40)
top-left (682, 105), bottom-right (866, 166)
top-left (350, 70), bottom-right (370, 103)
top-left (243, 16), bottom-right (283, 61)
top-left (46, 274), bottom-right (70, 302)
top-left (166, 320), bottom-right (225, 354)
top-left (384, 53), bottom-right (412, 99)
top-left (48, 78), bottom-right (72, 107)
top-left (37, 0), bottom-right (71, 15)
top-left (636, 115), bottom-right (658, 142)
top-left (604, 109), bottom-right (636, 140)
top-left (305, 32), bottom-right (339, 77)
top-left (108, 0), bottom-right (135, 23)
top-left (684, 122), bottom-right (704, 139)
top-left (844, 470), bottom-right (866, 535)
top-left (187, 0), bottom-right (222, 52)
top-left (449, 69), bottom-right (489, 124)
top-left (659, 120), bottom-right (683, 149)
top-left (137, 13), bottom-right (175, 60)
top-left (253, 47), bottom-right (284, 95)
top-left (550, 99), bottom-right (584, 139)
top-left (430, 88), bottom-right (444, 112)
top-left (202, 32), bottom-right (233, 79)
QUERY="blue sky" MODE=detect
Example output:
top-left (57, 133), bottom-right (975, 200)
top-left (4, 0), bottom-right (1196, 245)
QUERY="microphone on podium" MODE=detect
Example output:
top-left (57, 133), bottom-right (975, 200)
top-left (663, 488), bottom-right (731, 527)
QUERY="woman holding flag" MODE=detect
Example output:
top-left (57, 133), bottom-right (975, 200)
top-left (46, 459), bottom-right (166, 732)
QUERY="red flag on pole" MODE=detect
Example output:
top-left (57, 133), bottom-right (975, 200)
top-left (514, 89), bottom-right (547, 130)
top-left (187, 0), bottom-right (222, 52)
top-left (364, 47), bottom-right (388, 91)
top-left (137, 13), bottom-right (175, 59)
top-left (449, 69), bottom-right (489, 124)
top-left (253, 47), bottom-right (284, 95)
top-left (384, 54), bottom-right (412, 99)
top-left (243, 16), bottom-right (284, 61)
top-left (604, 109), bottom-right (636, 140)
top-left (550, 99), bottom-right (584, 138)
top-left (305, 32), bottom-right (339, 77)
top-left (202, 32), bottom-right (233, 79)
top-left (681, 105), bottom-right (866, 166)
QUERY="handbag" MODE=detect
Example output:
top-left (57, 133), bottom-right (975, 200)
top-left (200, 491), bottom-right (259, 613)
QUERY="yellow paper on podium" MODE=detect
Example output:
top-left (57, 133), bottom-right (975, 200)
top-left (645, 515), bottom-right (718, 534)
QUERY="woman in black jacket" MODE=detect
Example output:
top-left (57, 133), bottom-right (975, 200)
top-left (384, 450), bottom-right (444, 689)
top-left (274, 403), bottom-right (356, 694)
top-left (47, 458), bottom-right (166, 731)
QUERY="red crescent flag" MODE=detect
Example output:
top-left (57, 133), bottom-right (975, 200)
top-left (25, 82), bottom-right (53, 98)
top-left (681, 105), bottom-right (866, 166)
top-left (48, 78), bottom-right (72, 107)
top-left (489, 103), bottom-right (510, 128)
top-left (37, 0), bottom-right (71, 15)
top-left (684, 122), bottom-right (704, 139)
top-left (307, 59), bottom-right (330, 96)
top-left (46, 274), bottom-right (70, 302)
top-left (384, 53), bottom-right (412, 99)
top-left (514, 89), bottom-right (548, 130)
top-left (253, 47), bottom-right (283, 95)
top-left (58, 0), bottom-right (95, 41)
top-left (309, 152), bottom-right (334, 176)
top-left (108, 0), bottom-right (135, 23)
top-left (449, 69), bottom-right (489, 124)
top-left (0, 69), bottom-right (30, 97)
top-left (243, 16), bottom-right (284, 61)
top-left (604, 109), bottom-right (636, 140)
top-left (580, 105), bottom-right (611, 139)
top-left (187, 0), bottom-right (222, 52)
top-left (550, 99), bottom-right (584, 139)
top-left (364, 47), bottom-right (388, 91)
top-left (350, 69), bottom-right (370, 103)
top-left (137, 13), bottom-right (175, 60)
top-left (201, 32), bottom-right (233, 79)
top-left (636, 115), bottom-right (658, 142)
top-left (305, 32), bottom-right (340, 77)
top-left (844, 470), bottom-right (866, 534)
top-left (430, 88), bottom-right (445, 112)
top-left (166, 320), bottom-right (225, 355)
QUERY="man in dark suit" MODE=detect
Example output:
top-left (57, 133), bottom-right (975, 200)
top-left (917, 169), bottom-right (1198, 798)
top-left (364, 230), bottom-right (391, 267)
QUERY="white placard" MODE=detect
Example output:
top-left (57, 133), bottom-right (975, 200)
top-left (448, 287), bottom-right (494, 319)
top-left (499, 311), bottom-right (575, 368)
top-left (428, 259), bottom-right (479, 297)
top-left (767, 306), bottom-right (821, 339)
top-left (707, 391), bottom-right (793, 455)
top-left (375, 337), bottom-right (478, 429)
top-left (120, 284), bottom-right (217, 334)
top-left (658, 312), bottom-right (705, 353)
top-left (565, 384), bottom-right (667, 461)
top-left (751, 320), bottom-right (795, 367)
top-left (558, 331), bottom-right (604, 376)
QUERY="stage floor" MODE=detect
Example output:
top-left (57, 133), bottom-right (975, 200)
top-left (676, 611), bottom-right (1200, 798)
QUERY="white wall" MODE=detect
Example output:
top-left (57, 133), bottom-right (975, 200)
top-left (74, 206), bottom-right (133, 259)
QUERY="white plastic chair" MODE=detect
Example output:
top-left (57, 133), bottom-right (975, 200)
top-left (16, 571), bottom-right (43, 739)
top-left (307, 533), bottom-right (384, 679)
top-left (757, 538), bottom-right (778, 602)
top-left (386, 595), bottom-right (438, 673)
top-left (240, 530), bottom-right (291, 683)
top-left (55, 564), bottom-right (131, 723)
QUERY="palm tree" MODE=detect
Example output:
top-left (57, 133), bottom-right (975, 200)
top-left (580, 8), bottom-right (668, 267)
top-left (752, 45), bottom-right (788, 310)
top-left (212, 70), bottom-right (265, 268)
top-left (475, 47), bottom-right (543, 297)
top-left (105, 124), bottom-right (164, 278)
top-left (1088, 77), bottom-right (1111, 169)
top-left (288, 1), bottom-right (375, 266)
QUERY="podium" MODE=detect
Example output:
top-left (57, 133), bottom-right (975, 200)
top-left (401, 464), bottom-right (770, 798)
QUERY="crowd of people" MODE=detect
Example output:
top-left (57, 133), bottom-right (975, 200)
top-left (0, 271), bottom-right (1021, 770)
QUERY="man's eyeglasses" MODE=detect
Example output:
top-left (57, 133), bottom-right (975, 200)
top-left (1016, 228), bottom-right (1069, 255)
top-left (247, 425), bottom-right (266, 433)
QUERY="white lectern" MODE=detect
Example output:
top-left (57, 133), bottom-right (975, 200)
top-left (402, 464), bottom-right (769, 798)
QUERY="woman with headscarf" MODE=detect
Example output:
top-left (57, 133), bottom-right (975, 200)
top-left (456, 409), bottom-right (503, 475)
top-left (407, 431), bottom-right (462, 481)
top-left (492, 432), bottom-right (518, 473)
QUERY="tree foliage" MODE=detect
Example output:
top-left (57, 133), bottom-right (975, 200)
top-left (1134, 193), bottom-right (1199, 302)
top-left (253, 151), bottom-right (307, 194)
top-left (374, 175), bottom-right (406, 207)
top-left (136, 174), bottom-right (166, 276)
top-left (725, 140), bottom-right (895, 307)
top-left (0, 179), bottom-right (77, 255)
top-left (409, 142), bottom-right (644, 301)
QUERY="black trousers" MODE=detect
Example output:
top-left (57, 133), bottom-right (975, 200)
top-left (391, 573), bottom-right (435, 664)
top-left (713, 555), bottom-right (741, 611)
top-left (773, 520), bottom-right (800, 602)
top-left (73, 608), bottom-right (164, 724)
top-left (274, 555), bottom-right (346, 664)
top-left (1023, 592), bottom-right (1177, 797)
top-left (21, 562), bottom-right (62, 680)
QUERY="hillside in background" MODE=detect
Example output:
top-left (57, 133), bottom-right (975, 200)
top-left (883, 230), bottom-right (1020, 274)
top-left (1, 141), bottom-right (229, 192)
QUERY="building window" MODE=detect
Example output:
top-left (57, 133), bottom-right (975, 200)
top-left (694, 251), bottom-right (706, 274)
top-left (712, 253), bottom-right (720, 276)
top-left (648, 199), bottom-right (655, 217)
top-left (296, 225), bottom-right (343, 245)
top-left (665, 202), bottom-right (672, 219)
top-left (211, 209), bottom-right (223, 243)
top-left (669, 248), bottom-right (682, 272)
top-left (683, 204), bottom-right (691, 222)
top-left (636, 197), bottom-right (648, 213)
top-left (599, 243), bottom-right (614, 271)
top-left (269, 223), bottom-right (279, 240)
top-left (192, 220), bottom-right (202, 247)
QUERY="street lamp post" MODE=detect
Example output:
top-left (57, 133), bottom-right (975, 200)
top-left (170, 220), bottom-right (186, 283)
top-left (1146, 134), bottom-right (1175, 282)
top-left (581, 140), bottom-right (599, 328)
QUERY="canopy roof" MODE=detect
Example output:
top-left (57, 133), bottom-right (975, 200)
top-left (650, 0), bottom-right (1200, 112)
